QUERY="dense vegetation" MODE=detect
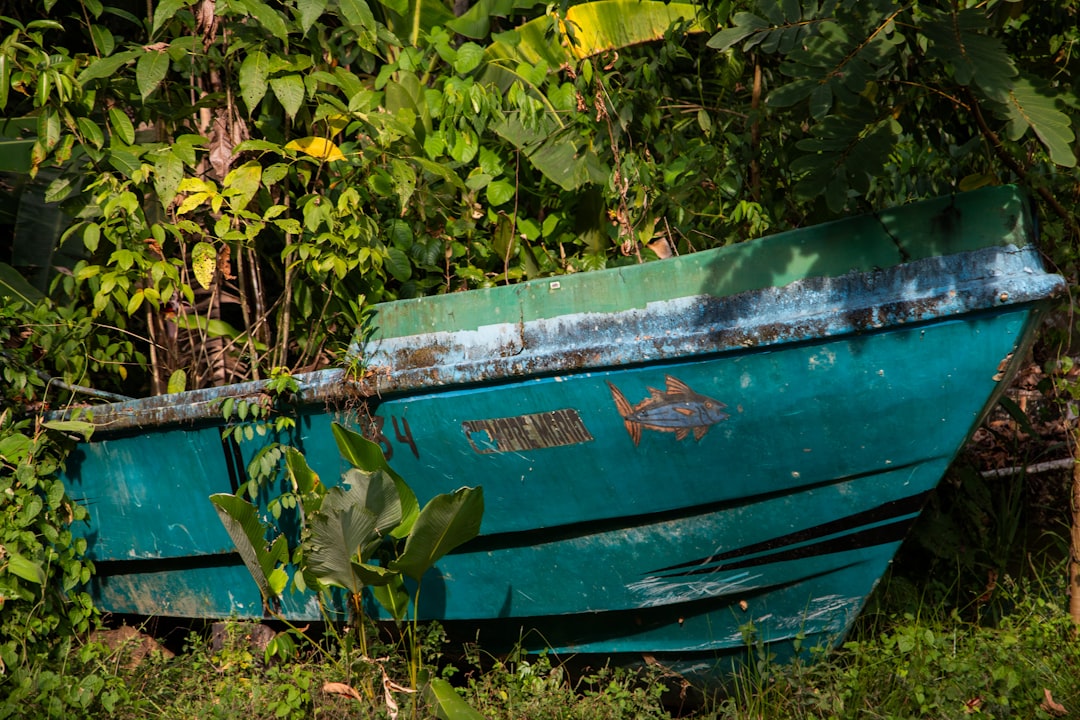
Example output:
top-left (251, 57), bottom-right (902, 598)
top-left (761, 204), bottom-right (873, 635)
top-left (2, 0), bottom-right (1080, 716)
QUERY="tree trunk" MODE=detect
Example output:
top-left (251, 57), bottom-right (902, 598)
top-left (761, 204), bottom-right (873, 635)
top-left (1071, 439), bottom-right (1080, 624)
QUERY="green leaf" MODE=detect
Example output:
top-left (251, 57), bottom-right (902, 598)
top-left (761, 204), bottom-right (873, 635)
top-left (78, 49), bottom-right (139, 83)
top-left (331, 422), bottom-right (419, 537)
top-left (389, 487), bottom-right (483, 582)
top-left (108, 107), bottom-right (135, 145)
top-left (270, 74), bottom-right (306, 120)
top-left (136, 49), bottom-right (171, 100)
top-left (422, 675), bottom-right (488, 720)
top-left (298, 0), bottom-right (328, 33)
top-left (706, 12), bottom-right (768, 51)
top-left (385, 246), bottom-right (412, 281)
top-left (0, 262), bottom-right (43, 304)
top-left (151, 0), bottom-right (187, 36)
top-left (240, 0), bottom-right (290, 42)
top-left (239, 50), bottom-right (270, 116)
top-left (192, 241), bottom-right (216, 289)
top-left (284, 447), bottom-right (321, 497)
top-left (1001, 76), bottom-right (1076, 168)
top-left (922, 9), bottom-right (1016, 101)
top-left (153, 150), bottom-right (184, 208)
top-left (372, 575), bottom-right (410, 623)
top-left (3, 546), bottom-right (45, 585)
top-left (41, 419), bottom-right (95, 440)
top-left (209, 493), bottom-right (279, 602)
top-left (340, 0), bottom-right (376, 35)
top-left (167, 369), bottom-right (187, 394)
top-left (767, 78), bottom-right (816, 108)
top-left (0, 53), bottom-right (9, 110)
top-left (304, 470), bottom-right (402, 593)
top-left (89, 24), bottom-right (115, 56)
top-left (76, 117), bottom-right (105, 149)
top-left (485, 179), bottom-right (514, 206)
top-left (223, 160), bottom-right (263, 208)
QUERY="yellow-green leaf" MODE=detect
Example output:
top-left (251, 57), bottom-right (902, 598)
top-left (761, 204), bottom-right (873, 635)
top-left (167, 369), bottom-right (187, 394)
top-left (192, 242), bottom-right (217, 289)
top-left (285, 136), bottom-right (345, 161)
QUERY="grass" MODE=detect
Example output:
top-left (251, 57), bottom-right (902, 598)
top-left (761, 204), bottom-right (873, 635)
top-left (11, 564), bottom-right (1078, 720)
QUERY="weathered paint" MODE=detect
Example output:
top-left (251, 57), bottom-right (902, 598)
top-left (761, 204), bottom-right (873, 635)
top-left (56, 186), bottom-right (1065, 683)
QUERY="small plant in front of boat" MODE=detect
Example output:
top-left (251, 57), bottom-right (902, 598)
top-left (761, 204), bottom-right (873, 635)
top-left (208, 421), bottom-right (483, 714)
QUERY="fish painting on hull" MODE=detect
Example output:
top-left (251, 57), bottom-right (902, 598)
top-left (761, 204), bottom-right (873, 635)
top-left (608, 375), bottom-right (730, 447)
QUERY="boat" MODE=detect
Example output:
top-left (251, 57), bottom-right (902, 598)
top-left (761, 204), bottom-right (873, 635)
top-left (57, 185), bottom-right (1064, 680)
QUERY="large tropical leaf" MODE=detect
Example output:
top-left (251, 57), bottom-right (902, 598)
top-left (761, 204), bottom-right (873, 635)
top-left (0, 262), bottom-right (43, 304)
top-left (331, 422), bottom-right (419, 537)
top-left (421, 673), bottom-right (489, 720)
top-left (210, 493), bottom-right (286, 602)
top-left (304, 470), bottom-right (402, 593)
top-left (389, 487), bottom-right (483, 582)
top-left (483, 0), bottom-right (702, 68)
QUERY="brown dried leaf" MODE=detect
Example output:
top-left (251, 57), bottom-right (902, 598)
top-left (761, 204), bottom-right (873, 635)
top-left (322, 682), bottom-right (363, 702)
top-left (1042, 688), bottom-right (1067, 717)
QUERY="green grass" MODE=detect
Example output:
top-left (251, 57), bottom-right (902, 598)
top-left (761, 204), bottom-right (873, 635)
top-left (8, 570), bottom-right (1080, 720)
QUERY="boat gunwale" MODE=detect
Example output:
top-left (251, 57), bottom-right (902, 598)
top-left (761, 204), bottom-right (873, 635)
top-left (60, 242), bottom-right (1064, 436)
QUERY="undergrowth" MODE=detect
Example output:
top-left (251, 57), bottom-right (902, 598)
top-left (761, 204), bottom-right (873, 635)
top-left (4, 573), bottom-right (1074, 719)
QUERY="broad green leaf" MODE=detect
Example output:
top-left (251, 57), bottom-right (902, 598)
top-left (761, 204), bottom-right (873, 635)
top-left (136, 49), bottom-right (171, 100)
top-left (153, 150), bottom-right (184, 208)
top-left (385, 246), bottom-right (411, 281)
top-left (0, 262), bottom-right (43, 304)
top-left (389, 487), bottom-right (483, 582)
top-left (298, 0), bottom-right (328, 33)
top-left (767, 78), bottom-right (816, 108)
top-left (167, 369), bottom-right (187, 394)
top-left (373, 575), bottom-right (410, 623)
top-left (351, 560), bottom-right (398, 585)
top-left (209, 493), bottom-right (279, 601)
top-left (239, 50), bottom-right (270, 115)
top-left (485, 0), bottom-right (702, 67)
top-left (108, 148), bottom-right (141, 179)
top-left (285, 136), bottom-right (345, 161)
top-left (108, 107), bottom-right (135, 145)
top-left (240, 0), bottom-right (290, 42)
top-left (422, 675), bottom-right (488, 720)
top-left (76, 117), bottom-right (104, 149)
top-left (485, 179), bottom-right (515, 206)
top-left (41, 419), bottom-right (94, 439)
top-left (304, 471), bottom-right (402, 593)
top-left (152, 0), bottom-right (187, 36)
top-left (89, 24), bottom-right (115, 56)
top-left (340, 0), bottom-right (376, 36)
top-left (78, 49), bottom-right (139, 83)
top-left (192, 241), bottom-right (216, 289)
top-left (270, 74), bottom-right (306, 120)
top-left (3, 546), bottom-right (45, 585)
top-left (223, 161), bottom-right (263, 207)
top-left (331, 422), bottom-right (419, 538)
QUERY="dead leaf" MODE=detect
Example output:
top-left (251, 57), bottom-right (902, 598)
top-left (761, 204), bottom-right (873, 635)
top-left (322, 682), bottom-right (363, 702)
top-left (1042, 689), bottom-right (1067, 717)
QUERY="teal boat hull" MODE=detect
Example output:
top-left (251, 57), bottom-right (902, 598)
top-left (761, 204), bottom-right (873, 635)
top-left (59, 186), bottom-right (1064, 677)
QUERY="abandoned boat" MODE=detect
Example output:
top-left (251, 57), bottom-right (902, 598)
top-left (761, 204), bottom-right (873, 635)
top-left (58, 185), bottom-right (1064, 678)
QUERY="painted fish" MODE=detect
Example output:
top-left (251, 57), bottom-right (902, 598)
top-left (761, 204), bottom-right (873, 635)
top-left (607, 375), bottom-right (729, 447)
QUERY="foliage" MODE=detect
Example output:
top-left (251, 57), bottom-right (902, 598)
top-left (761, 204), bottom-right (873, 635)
top-left (210, 421), bottom-right (483, 711)
top-left (0, 293), bottom-right (115, 715)
top-left (716, 583), bottom-right (1080, 720)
